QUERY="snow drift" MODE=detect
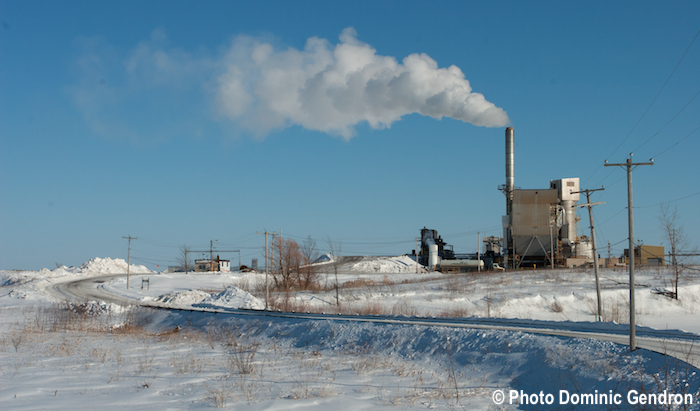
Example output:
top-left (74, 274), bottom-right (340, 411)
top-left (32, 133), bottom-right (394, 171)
top-left (195, 286), bottom-right (264, 310)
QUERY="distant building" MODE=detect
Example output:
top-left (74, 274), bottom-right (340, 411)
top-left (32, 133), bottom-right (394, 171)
top-left (194, 257), bottom-right (230, 272)
top-left (624, 245), bottom-right (665, 266)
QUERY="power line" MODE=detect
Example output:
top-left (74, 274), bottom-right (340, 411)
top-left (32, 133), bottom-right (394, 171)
top-left (582, 27), bottom-right (700, 186)
top-left (651, 124), bottom-right (700, 159)
top-left (631, 89), bottom-right (700, 154)
top-left (599, 208), bottom-right (627, 225)
top-left (635, 190), bottom-right (700, 209)
top-left (606, 27), bottom-right (700, 162)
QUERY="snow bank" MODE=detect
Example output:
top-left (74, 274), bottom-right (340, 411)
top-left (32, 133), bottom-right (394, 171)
top-left (345, 255), bottom-right (420, 273)
top-left (146, 286), bottom-right (264, 310)
top-left (67, 300), bottom-right (126, 315)
top-left (25, 257), bottom-right (154, 279)
top-left (78, 257), bottom-right (151, 275)
top-left (149, 290), bottom-right (211, 307)
top-left (195, 286), bottom-right (264, 310)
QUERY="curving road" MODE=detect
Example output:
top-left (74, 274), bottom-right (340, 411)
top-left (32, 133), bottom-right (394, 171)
top-left (48, 274), bottom-right (700, 368)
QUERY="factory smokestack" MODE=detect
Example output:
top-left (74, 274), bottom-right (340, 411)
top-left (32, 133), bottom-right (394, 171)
top-left (505, 127), bottom-right (514, 215)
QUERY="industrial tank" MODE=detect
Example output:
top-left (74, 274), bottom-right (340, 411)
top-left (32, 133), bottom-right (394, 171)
top-left (576, 239), bottom-right (593, 258)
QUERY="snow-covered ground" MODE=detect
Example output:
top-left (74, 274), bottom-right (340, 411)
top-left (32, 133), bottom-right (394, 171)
top-left (1, 257), bottom-right (699, 409)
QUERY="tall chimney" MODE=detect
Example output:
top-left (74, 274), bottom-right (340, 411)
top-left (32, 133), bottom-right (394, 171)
top-left (505, 127), bottom-right (514, 215)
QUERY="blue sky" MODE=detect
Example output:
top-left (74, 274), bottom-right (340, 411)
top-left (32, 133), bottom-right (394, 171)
top-left (1, 1), bottom-right (699, 270)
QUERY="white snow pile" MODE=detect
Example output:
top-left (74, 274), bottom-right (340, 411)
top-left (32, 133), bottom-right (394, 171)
top-left (149, 290), bottom-right (211, 307)
top-left (148, 287), bottom-right (264, 310)
top-left (194, 286), bottom-right (265, 310)
top-left (76, 257), bottom-right (151, 276)
top-left (33, 257), bottom-right (153, 279)
top-left (0, 272), bottom-right (32, 287)
top-left (346, 255), bottom-right (420, 273)
top-left (67, 300), bottom-right (125, 315)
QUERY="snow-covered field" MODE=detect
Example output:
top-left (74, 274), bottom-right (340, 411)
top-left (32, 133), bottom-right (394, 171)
top-left (1, 257), bottom-right (699, 410)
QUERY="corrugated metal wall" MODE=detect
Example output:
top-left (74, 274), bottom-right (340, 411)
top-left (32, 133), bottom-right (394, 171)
top-left (512, 189), bottom-right (558, 257)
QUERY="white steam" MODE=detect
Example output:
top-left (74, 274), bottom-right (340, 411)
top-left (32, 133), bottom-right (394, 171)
top-left (218, 28), bottom-right (510, 138)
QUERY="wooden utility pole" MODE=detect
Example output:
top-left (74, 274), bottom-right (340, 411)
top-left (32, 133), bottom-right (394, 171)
top-left (210, 240), bottom-right (216, 272)
top-left (257, 230), bottom-right (277, 310)
top-left (605, 154), bottom-right (653, 351)
top-left (416, 237), bottom-right (420, 274)
top-left (573, 187), bottom-right (605, 322)
top-left (477, 232), bottom-right (481, 272)
top-left (122, 236), bottom-right (138, 289)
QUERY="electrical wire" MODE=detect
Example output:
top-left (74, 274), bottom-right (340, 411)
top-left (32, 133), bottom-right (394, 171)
top-left (606, 27), bottom-right (700, 162)
top-left (582, 27), bottom-right (700, 186)
top-left (634, 190), bottom-right (700, 209)
top-left (631, 89), bottom-right (700, 154)
top-left (598, 208), bottom-right (627, 226)
top-left (650, 124), bottom-right (700, 159)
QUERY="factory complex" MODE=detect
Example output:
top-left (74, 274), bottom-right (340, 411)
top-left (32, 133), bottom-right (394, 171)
top-left (414, 128), bottom-right (664, 273)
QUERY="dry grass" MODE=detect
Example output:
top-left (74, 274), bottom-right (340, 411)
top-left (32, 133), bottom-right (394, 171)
top-left (342, 278), bottom-right (377, 288)
top-left (390, 299), bottom-right (419, 317)
top-left (435, 306), bottom-right (470, 318)
top-left (550, 301), bottom-right (564, 313)
top-left (350, 301), bottom-right (385, 315)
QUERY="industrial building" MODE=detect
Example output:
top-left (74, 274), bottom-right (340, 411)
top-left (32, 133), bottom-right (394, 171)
top-left (624, 245), bottom-right (665, 266)
top-left (499, 127), bottom-right (589, 268)
top-left (413, 127), bottom-right (663, 272)
top-left (414, 227), bottom-right (484, 272)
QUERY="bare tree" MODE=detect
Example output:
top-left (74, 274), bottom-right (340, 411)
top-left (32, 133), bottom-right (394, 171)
top-left (325, 237), bottom-right (342, 307)
top-left (301, 235), bottom-right (319, 264)
top-left (270, 237), bottom-right (303, 291)
top-left (297, 235), bottom-right (319, 289)
top-left (658, 205), bottom-right (697, 300)
top-left (178, 245), bottom-right (193, 274)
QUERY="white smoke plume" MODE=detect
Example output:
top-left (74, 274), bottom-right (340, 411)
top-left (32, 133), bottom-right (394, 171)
top-left (218, 28), bottom-right (510, 138)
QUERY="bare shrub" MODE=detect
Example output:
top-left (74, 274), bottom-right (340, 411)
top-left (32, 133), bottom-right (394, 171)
top-left (550, 301), bottom-right (564, 313)
top-left (351, 301), bottom-right (385, 315)
top-left (436, 306), bottom-right (470, 318)
top-left (440, 277), bottom-right (468, 293)
top-left (601, 292), bottom-right (629, 323)
top-left (342, 278), bottom-right (376, 289)
top-left (391, 299), bottom-right (419, 317)
top-left (227, 342), bottom-right (260, 375)
top-left (207, 382), bottom-right (229, 408)
top-left (170, 352), bottom-right (204, 375)
top-left (10, 328), bottom-right (27, 352)
top-left (268, 294), bottom-right (311, 313)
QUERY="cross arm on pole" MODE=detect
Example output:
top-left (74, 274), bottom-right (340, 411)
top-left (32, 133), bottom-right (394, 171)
top-left (578, 201), bottom-right (605, 208)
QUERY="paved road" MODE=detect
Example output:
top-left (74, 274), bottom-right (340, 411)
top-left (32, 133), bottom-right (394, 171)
top-left (48, 274), bottom-right (700, 368)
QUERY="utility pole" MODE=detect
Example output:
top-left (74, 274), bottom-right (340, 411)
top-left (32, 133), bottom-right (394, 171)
top-left (416, 237), bottom-right (420, 274)
top-left (605, 154), bottom-right (653, 351)
top-left (573, 187), bottom-right (605, 322)
top-left (477, 232), bottom-right (481, 272)
top-left (608, 241), bottom-right (611, 268)
top-left (122, 236), bottom-right (138, 289)
top-left (257, 230), bottom-right (277, 310)
top-left (210, 240), bottom-right (216, 272)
